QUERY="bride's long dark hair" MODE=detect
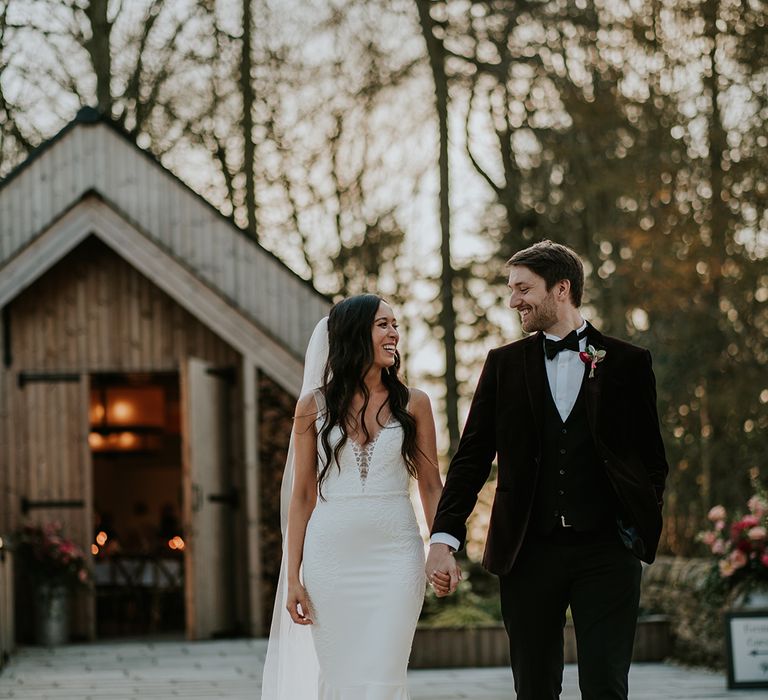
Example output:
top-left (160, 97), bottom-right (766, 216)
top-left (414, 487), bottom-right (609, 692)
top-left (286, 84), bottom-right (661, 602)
top-left (317, 294), bottom-right (418, 497)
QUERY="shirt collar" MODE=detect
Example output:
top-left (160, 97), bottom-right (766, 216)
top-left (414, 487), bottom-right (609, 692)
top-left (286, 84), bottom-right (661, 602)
top-left (543, 320), bottom-right (588, 342)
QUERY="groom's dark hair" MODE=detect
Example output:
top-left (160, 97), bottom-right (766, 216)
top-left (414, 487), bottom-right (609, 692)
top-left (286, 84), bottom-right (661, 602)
top-left (507, 240), bottom-right (584, 307)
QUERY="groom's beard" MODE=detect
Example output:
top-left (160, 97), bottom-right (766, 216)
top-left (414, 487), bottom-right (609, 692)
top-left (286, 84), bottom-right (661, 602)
top-left (520, 293), bottom-right (558, 333)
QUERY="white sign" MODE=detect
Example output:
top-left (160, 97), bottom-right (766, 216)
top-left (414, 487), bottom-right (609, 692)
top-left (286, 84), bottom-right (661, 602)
top-left (727, 612), bottom-right (768, 689)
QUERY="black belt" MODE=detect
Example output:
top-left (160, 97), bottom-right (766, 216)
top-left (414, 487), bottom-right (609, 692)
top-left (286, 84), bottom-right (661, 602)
top-left (540, 521), bottom-right (615, 546)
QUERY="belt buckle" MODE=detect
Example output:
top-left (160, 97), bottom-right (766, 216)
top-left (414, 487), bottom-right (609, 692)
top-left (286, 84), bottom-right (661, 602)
top-left (560, 515), bottom-right (572, 528)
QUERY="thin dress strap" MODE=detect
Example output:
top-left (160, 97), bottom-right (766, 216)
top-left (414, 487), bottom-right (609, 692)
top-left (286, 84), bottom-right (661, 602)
top-left (312, 389), bottom-right (327, 429)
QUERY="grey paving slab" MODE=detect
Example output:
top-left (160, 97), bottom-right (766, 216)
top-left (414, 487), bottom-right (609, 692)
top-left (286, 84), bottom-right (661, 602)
top-left (0, 639), bottom-right (763, 699)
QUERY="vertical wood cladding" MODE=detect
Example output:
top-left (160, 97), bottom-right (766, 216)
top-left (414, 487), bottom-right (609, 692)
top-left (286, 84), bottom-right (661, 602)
top-left (0, 237), bottom-right (244, 639)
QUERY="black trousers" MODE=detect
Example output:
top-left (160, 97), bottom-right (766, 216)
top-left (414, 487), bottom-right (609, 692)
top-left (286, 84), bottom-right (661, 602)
top-left (499, 529), bottom-right (642, 700)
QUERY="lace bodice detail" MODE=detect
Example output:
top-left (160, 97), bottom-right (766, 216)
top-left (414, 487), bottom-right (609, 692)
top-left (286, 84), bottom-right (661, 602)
top-left (317, 420), bottom-right (409, 496)
top-left (314, 392), bottom-right (410, 497)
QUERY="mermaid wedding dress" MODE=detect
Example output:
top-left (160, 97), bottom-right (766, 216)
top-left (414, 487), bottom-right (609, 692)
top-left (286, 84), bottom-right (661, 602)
top-left (302, 391), bottom-right (426, 699)
top-left (260, 318), bottom-right (426, 700)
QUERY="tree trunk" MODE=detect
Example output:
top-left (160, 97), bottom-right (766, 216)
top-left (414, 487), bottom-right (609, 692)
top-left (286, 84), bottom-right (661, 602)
top-left (241, 0), bottom-right (258, 240)
top-left (416, 0), bottom-right (460, 454)
top-left (702, 0), bottom-right (727, 296)
top-left (700, 0), bottom-right (727, 505)
top-left (84, 0), bottom-right (113, 115)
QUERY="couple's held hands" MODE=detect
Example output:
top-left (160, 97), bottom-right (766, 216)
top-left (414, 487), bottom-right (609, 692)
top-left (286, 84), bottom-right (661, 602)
top-left (287, 580), bottom-right (313, 625)
top-left (426, 543), bottom-right (462, 597)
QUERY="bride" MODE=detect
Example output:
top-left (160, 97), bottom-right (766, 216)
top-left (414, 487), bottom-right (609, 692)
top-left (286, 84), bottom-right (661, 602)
top-left (261, 294), bottom-right (446, 699)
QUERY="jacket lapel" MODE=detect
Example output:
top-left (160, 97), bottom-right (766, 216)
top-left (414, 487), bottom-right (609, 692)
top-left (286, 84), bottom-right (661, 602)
top-left (523, 333), bottom-right (546, 442)
top-left (583, 321), bottom-right (605, 443)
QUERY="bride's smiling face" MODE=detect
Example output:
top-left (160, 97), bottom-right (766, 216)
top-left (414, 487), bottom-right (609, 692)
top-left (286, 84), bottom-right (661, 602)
top-left (370, 301), bottom-right (399, 369)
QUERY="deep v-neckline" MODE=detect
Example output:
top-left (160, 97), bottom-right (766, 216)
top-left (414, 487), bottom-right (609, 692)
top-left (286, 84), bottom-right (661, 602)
top-left (348, 417), bottom-right (397, 488)
top-left (348, 416), bottom-right (397, 450)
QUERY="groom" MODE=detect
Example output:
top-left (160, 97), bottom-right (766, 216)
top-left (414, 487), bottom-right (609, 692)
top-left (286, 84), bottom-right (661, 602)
top-left (426, 240), bottom-right (668, 700)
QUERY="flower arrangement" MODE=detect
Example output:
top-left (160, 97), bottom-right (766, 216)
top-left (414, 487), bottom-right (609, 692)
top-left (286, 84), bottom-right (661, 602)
top-left (698, 495), bottom-right (768, 592)
top-left (15, 522), bottom-right (90, 588)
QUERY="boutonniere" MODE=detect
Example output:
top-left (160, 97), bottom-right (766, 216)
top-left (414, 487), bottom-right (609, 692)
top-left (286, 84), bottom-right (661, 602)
top-left (579, 345), bottom-right (606, 379)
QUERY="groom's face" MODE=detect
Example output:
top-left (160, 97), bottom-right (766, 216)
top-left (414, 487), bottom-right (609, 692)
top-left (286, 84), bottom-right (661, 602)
top-left (507, 265), bottom-right (558, 333)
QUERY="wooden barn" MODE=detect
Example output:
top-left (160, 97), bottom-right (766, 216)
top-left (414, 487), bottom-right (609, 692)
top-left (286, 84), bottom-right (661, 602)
top-left (0, 108), bottom-right (328, 642)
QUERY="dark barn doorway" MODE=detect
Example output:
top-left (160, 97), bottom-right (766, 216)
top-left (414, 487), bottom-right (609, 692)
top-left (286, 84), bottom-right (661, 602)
top-left (89, 372), bottom-right (185, 638)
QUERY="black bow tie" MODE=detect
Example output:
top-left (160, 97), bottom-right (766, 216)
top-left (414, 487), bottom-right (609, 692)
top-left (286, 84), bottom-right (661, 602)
top-left (544, 329), bottom-right (587, 360)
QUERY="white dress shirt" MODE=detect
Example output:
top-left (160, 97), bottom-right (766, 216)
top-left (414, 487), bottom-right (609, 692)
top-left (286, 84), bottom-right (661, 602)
top-left (430, 321), bottom-right (589, 552)
top-left (544, 320), bottom-right (588, 422)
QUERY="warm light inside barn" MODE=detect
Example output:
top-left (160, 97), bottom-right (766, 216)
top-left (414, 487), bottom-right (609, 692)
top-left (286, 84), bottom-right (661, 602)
top-left (89, 386), bottom-right (167, 452)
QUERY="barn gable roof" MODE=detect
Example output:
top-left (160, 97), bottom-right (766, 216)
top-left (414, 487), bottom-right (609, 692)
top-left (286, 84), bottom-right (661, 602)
top-left (0, 109), bottom-right (329, 392)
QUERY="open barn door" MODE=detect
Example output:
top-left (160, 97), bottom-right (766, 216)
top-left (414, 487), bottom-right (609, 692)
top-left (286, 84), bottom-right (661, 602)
top-left (181, 358), bottom-right (236, 639)
top-left (15, 372), bottom-right (94, 640)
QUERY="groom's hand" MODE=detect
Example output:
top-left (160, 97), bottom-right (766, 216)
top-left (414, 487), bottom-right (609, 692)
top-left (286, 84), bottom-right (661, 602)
top-left (426, 544), bottom-right (462, 597)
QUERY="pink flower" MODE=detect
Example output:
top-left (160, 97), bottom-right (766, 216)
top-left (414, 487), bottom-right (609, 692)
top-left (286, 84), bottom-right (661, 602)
top-left (748, 526), bottom-right (767, 541)
top-left (719, 559), bottom-right (735, 577)
top-left (715, 520), bottom-right (726, 531)
top-left (761, 553), bottom-right (768, 568)
top-left (712, 539), bottom-right (726, 555)
top-left (748, 496), bottom-right (768, 518)
top-left (731, 517), bottom-right (759, 542)
top-left (708, 505), bottom-right (727, 522)
top-left (43, 522), bottom-right (61, 536)
top-left (17, 522), bottom-right (89, 587)
top-left (701, 532), bottom-right (717, 546)
top-left (730, 549), bottom-right (748, 570)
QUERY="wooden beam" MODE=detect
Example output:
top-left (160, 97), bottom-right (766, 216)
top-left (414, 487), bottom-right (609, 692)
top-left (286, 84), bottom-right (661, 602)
top-left (0, 206), bottom-right (92, 310)
top-left (242, 359), bottom-right (264, 635)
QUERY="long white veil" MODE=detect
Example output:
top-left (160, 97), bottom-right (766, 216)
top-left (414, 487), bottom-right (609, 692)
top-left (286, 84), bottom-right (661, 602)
top-left (260, 317), bottom-right (328, 699)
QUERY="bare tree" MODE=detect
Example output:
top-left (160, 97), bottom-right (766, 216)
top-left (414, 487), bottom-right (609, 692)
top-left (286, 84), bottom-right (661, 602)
top-left (415, 0), bottom-right (460, 453)
top-left (240, 0), bottom-right (258, 239)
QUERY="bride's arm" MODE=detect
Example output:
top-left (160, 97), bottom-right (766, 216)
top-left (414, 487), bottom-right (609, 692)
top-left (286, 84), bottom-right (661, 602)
top-left (410, 388), bottom-right (443, 531)
top-left (285, 392), bottom-right (319, 625)
top-left (411, 389), bottom-right (461, 595)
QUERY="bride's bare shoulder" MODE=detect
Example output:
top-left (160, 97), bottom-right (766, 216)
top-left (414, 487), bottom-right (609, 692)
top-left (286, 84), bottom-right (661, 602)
top-left (405, 387), bottom-right (433, 415)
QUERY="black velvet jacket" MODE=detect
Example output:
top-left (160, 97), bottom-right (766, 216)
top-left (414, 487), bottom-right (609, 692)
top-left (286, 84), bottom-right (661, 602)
top-left (432, 323), bottom-right (669, 574)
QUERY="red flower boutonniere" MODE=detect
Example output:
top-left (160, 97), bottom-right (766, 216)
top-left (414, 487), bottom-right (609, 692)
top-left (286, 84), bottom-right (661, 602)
top-left (579, 345), bottom-right (606, 378)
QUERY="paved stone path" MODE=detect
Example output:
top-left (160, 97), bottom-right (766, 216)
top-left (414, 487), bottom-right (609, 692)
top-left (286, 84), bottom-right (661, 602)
top-left (0, 639), bottom-right (762, 699)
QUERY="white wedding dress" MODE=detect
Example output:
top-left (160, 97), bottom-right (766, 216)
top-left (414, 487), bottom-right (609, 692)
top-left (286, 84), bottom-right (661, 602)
top-left (301, 390), bottom-right (426, 699)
